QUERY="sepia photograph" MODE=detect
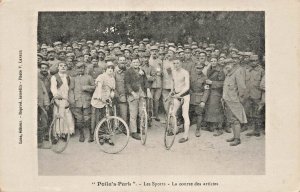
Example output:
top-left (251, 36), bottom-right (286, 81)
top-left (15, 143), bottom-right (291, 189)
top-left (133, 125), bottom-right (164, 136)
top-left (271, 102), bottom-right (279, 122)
top-left (37, 11), bottom-right (266, 176)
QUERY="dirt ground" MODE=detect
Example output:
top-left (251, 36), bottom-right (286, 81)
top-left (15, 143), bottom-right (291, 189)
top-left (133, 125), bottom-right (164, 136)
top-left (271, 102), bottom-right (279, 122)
top-left (38, 116), bottom-right (265, 176)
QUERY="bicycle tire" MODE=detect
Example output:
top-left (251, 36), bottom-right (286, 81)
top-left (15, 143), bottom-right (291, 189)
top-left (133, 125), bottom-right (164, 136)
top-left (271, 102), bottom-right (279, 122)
top-left (48, 116), bottom-right (70, 153)
top-left (95, 116), bottom-right (130, 154)
top-left (140, 109), bottom-right (148, 145)
top-left (164, 113), bottom-right (177, 150)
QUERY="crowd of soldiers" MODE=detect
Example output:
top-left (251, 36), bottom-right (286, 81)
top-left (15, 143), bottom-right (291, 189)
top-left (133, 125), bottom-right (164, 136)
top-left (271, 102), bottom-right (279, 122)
top-left (37, 37), bottom-right (265, 148)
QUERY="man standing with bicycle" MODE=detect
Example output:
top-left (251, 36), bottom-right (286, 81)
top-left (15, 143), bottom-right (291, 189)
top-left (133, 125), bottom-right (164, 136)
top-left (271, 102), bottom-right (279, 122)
top-left (169, 59), bottom-right (191, 143)
top-left (69, 62), bottom-right (95, 143)
top-left (125, 56), bottom-right (151, 140)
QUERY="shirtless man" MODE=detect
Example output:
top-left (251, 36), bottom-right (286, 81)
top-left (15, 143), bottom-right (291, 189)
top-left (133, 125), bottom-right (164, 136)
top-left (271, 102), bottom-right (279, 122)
top-left (170, 59), bottom-right (190, 143)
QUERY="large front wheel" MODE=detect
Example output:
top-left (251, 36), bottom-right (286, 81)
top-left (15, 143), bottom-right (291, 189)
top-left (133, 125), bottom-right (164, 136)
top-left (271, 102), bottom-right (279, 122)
top-left (95, 116), bottom-right (130, 154)
top-left (140, 109), bottom-right (148, 145)
top-left (49, 116), bottom-right (70, 153)
top-left (164, 113), bottom-right (177, 150)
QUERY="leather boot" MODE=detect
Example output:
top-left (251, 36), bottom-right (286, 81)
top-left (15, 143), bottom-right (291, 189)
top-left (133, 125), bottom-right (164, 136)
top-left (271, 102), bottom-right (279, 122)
top-left (88, 127), bottom-right (94, 143)
top-left (226, 122), bottom-right (235, 142)
top-left (195, 116), bottom-right (202, 137)
top-left (153, 100), bottom-right (160, 121)
top-left (230, 121), bottom-right (241, 146)
top-left (77, 123), bottom-right (85, 142)
top-left (230, 138), bottom-right (241, 146)
top-left (246, 120), bottom-right (260, 137)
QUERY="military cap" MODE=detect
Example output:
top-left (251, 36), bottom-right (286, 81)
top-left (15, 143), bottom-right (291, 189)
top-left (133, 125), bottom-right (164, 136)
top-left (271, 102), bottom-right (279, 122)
top-left (142, 51), bottom-right (151, 58)
top-left (113, 43), bottom-right (121, 49)
top-left (73, 45), bottom-right (79, 49)
top-left (76, 53), bottom-right (83, 58)
top-left (66, 53), bottom-right (75, 58)
top-left (194, 48), bottom-right (202, 53)
top-left (191, 45), bottom-right (198, 49)
top-left (184, 48), bottom-right (192, 53)
top-left (53, 41), bottom-right (62, 46)
top-left (250, 54), bottom-right (259, 61)
top-left (138, 47), bottom-right (145, 52)
top-left (104, 55), bottom-right (115, 62)
top-left (202, 43), bottom-right (208, 48)
top-left (157, 43), bottom-right (163, 48)
top-left (40, 61), bottom-right (49, 67)
top-left (78, 42), bottom-right (82, 45)
top-left (99, 41), bottom-right (106, 46)
top-left (150, 45), bottom-right (158, 51)
top-left (199, 50), bottom-right (207, 56)
top-left (133, 45), bottom-right (139, 50)
top-left (219, 54), bottom-right (227, 59)
top-left (107, 40), bottom-right (114, 44)
top-left (124, 47), bottom-right (132, 53)
top-left (168, 47), bottom-right (176, 53)
top-left (209, 43), bottom-right (216, 47)
top-left (159, 50), bottom-right (166, 55)
top-left (230, 48), bottom-right (239, 53)
top-left (191, 42), bottom-right (198, 46)
top-left (244, 52), bottom-right (253, 56)
top-left (37, 53), bottom-right (44, 59)
top-left (211, 53), bottom-right (218, 58)
top-left (168, 43), bottom-right (176, 48)
top-left (114, 50), bottom-right (123, 56)
top-left (205, 47), bottom-right (213, 52)
top-left (143, 38), bottom-right (149, 42)
top-left (231, 53), bottom-right (240, 58)
top-left (41, 44), bottom-right (48, 49)
top-left (177, 48), bottom-right (184, 54)
top-left (58, 49), bottom-right (66, 54)
top-left (75, 62), bottom-right (85, 68)
top-left (94, 41), bottom-right (100, 46)
top-left (80, 39), bottom-right (86, 43)
top-left (139, 41), bottom-right (145, 45)
top-left (224, 58), bottom-right (234, 64)
top-left (178, 45), bottom-right (183, 49)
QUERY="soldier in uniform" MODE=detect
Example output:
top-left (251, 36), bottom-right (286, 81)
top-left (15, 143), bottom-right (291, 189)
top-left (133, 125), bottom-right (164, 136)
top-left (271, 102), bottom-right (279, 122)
top-left (69, 62), bottom-right (96, 142)
top-left (222, 59), bottom-right (247, 146)
top-left (204, 57), bottom-right (226, 136)
top-left (190, 63), bottom-right (210, 137)
top-left (86, 56), bottom-right (104, 80)
top-left (245, 55), bottom-right (265, 137)
top-left (115, 56), bottom-right (128, 124)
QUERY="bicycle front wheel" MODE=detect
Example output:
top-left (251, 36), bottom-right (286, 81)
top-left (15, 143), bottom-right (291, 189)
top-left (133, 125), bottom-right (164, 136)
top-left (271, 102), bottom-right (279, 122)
top-left (95, 116), bottom-right (130, 154)
top-left (49, 116), bottom-right (70, 153)
top-left (164, 113), bottom-right (177, 150)
top-left (140, 109), bottom-right (148, 145)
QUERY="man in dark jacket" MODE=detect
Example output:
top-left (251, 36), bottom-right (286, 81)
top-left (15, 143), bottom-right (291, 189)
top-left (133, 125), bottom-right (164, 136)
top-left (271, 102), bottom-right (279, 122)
top-left (125, 57), bottom-right (150, 140)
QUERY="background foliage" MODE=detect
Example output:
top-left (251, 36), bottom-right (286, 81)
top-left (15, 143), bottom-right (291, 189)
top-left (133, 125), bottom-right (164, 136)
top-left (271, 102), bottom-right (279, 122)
top-left (38, 11), bottom-right (265, 53)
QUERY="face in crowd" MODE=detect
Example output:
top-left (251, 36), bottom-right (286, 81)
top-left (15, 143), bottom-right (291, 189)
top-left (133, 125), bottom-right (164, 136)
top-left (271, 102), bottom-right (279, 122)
top-left (173, 59), bottom-right (182, 70)
top-left (47, 51), bottom-right (56, 60)
top-left (118, 56), bottom-right (126, 70)
top-left (184, 50), bottom-right (192, 60)
top-left (66, 58), bottom-right (74, 69)
top-left (106, 62), bottom-right (115, 76)
top-left (40, 63), bottom-right (49, 76)
top-left (166, 50), bottom-right (174, 60)
top-left (199, 52), bottom-right (207, 63)
top-left (132, 58), bottom-right (140, 69)
top-left (58, 52), bottom-right (66, 60)
top-left (211, 58), bottom-right (218, 68)
top-left (151, 49), bottom-right (159, 59)
top-left (41, 48), bottom-right (47, 56)
top-left (76, 65), bottom-right (85, 75)
top-left (58, 62), bottom-right (67, 73)
top-left (91, 58), bottom-right (98, 67)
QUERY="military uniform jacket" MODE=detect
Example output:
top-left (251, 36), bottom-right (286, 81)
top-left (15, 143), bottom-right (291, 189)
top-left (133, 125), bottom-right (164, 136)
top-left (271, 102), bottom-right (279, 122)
top-left (190, 71), bottom-right (210, 105)
top-left (115, 68), bottom-right (127, 103)
top-left (223, 66), bottom-right (247, 103)
top-left (245, 65), bottom-right (264, 100)
top-left (69, 74), bottom-right (95, 108)
top-left (207, 66), bottom-right (225, 96)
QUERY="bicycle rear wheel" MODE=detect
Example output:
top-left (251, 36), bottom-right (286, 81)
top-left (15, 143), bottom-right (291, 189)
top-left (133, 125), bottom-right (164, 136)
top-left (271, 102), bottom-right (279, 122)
top-left (140, 109), bottom-right (148, 145)
top-left (95, 116), bottom-right (130, 154)
top-left (164, 113), bottom-right (177, 150)
top-left (49, 116), bottom-right (70, 153)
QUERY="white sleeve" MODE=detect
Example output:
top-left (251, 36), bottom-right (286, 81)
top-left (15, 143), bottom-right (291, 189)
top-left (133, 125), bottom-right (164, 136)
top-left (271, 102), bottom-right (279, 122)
top-left (50, 75), bottom-right (58, 97)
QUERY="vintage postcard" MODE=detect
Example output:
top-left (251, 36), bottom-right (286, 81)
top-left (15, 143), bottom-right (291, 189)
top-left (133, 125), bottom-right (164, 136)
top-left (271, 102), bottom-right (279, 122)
top-left (0, 0), bottom-right (299, 191)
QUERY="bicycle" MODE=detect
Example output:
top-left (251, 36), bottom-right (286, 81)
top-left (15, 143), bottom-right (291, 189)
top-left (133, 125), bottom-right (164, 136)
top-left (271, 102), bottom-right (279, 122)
top-left (164, 95), bottom-right (184, 150)
top-left (139, 96), bottom-right (149, 145)
top-left (94, 99), bottom-right (130, 154)
top-left (48, 97), bottom-right (71, 153)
